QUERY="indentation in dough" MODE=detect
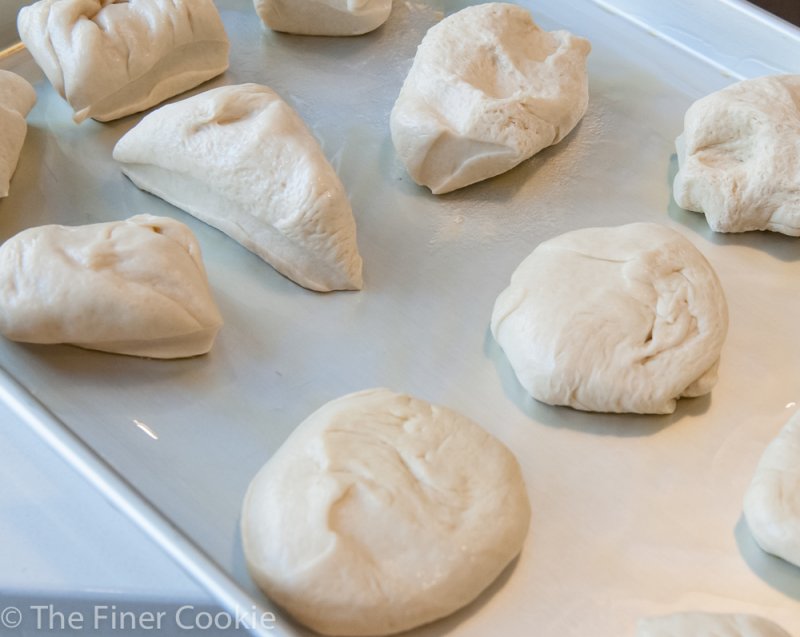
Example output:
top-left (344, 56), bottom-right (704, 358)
top-left (390, 2), bottom-right (590, 194)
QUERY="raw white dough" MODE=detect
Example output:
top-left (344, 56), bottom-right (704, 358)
top-left (17, 0), bottom-right (229, 123)
top-left (241, 388), bottom-right (530, 636)
top-left (744, 410), bottom-right (800, 568)
top-left (0, 70), bottom-right (37, 198)
top-left (0, 215), bottom-right (222, 358)
top-left (674, 75), bottom-right (800, 235)
top-left (490, 223), bottom-right (728, 414)
top-left (254, 0), bottom-right (392, 36)
top-left (637, 612), bottom-right (791, 637)
top-left (390, 2), bottom-right (590, 194)
top-left (113, 83), bottom-right (363, 292)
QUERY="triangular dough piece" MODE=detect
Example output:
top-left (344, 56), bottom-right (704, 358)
top-left (254, 0), bottom-right (392, 36)
top-left (0, 70), bottom-right (37, 198)
top-left (18, 0), bottom-right (229, 123)
top-left (637, 612), bottom-right (790, 637)
top-left (113, 84), bottom-right (363, 292)
top-left (744, 411), bottom-right (800, 568)
top-left (0, 215), bottom-right (223, 358)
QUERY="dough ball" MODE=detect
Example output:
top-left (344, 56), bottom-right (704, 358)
top-left (254, 0), bottom-right (392, 36)
top-left (18, 0), bottom-right (229, 123)
top-left (744, 410), bottom-right (800, 568)
top-left (390, 2), bottom-right (590, 194)
top-left (673, 75), bottom-right (800, 235)
top-left (113, 84), bottom-right (363, 292)
top-left (0, 70), bottom-right (37, 198)
top-left (241, 388), bottom-right (530, 636)
top-left (0, 215), bottom-right (222, 358)
top-left (637, 612), bottom-right (791, 637)
top-left (490, 223), bottom-right (728, 414)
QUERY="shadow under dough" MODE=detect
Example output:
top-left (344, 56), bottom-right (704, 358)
top-left (484, 327), bottom-right (710, 438)
top-left (666, 153), bottom-right (800, 263)
top-left (734, 514), bottom-right (800, 601)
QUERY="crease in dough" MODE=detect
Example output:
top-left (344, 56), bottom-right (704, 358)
top-left (17, 0), bottom-right (229, 123)
top-left (0, 71), bottom-right (37, 198)
top-left (744, 410), bottom-right (800, 568)
top-left (113, 83), bottom-right (363, 292)
top-left (254, 0), bottom-right (392, 36)
top-left (490, 223), bottom-right (728, 414)
top-left (0, 214), bottom-right (222, 358)
top-left (241, 388), bottom-right (530, 636)
top-left (673, 74), bottom-right (800, 235)
top-left (390, 2), bottom-right (590, 194)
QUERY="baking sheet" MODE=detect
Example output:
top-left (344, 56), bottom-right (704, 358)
top-left (2, 0), bottom-right (800, 635)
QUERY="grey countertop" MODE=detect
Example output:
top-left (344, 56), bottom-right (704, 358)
top-left (0, 1), bottom-right (26, 50)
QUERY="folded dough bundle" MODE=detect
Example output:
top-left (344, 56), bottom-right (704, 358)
top-left (674, 75), bottom-right (800, 235)
top-left (254, 0), bottom-right (392, 36)
top-left (241, 388), bottom-right (530, 636)
top-left (17, 0), bottom-right (229, 124)
top-left (491, 223), bottom-right (729, 414)
top-left (391, 2), bottom-right (590, 194)
top-left (636, 612), bottom-right (791, 637)
top-left (113, 83), bottom-right (363, 292)
top-left (744, 410), bottom-right (800, 568)
top-left (0, 71), bottom-right (37, 198)
top-left (0, 215), bottom-right (223, 358)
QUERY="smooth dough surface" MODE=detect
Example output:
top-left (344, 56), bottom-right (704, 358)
top-left (241, 388), bottom-right (530, 636)
top-left (674, 74), bottom-right (800, 235)
top-left (254, 0), bottom-right (392, 36)
top-left (0, 215), bottom-right (222, 358)
top-left (390, 2), bottom-right (590, 194)
top-left (0, 70), bottom-right (37, 198)
top-left (113, 83), bottom-right (363, 292)
top-left (491, 223), bottom-right (728, 414)
top-left (744, 410), bottom-right (800, 568)
top-left (18, 0), bottom-right (229, 123)
top-left (637, 612), bottom-right (791, 637)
